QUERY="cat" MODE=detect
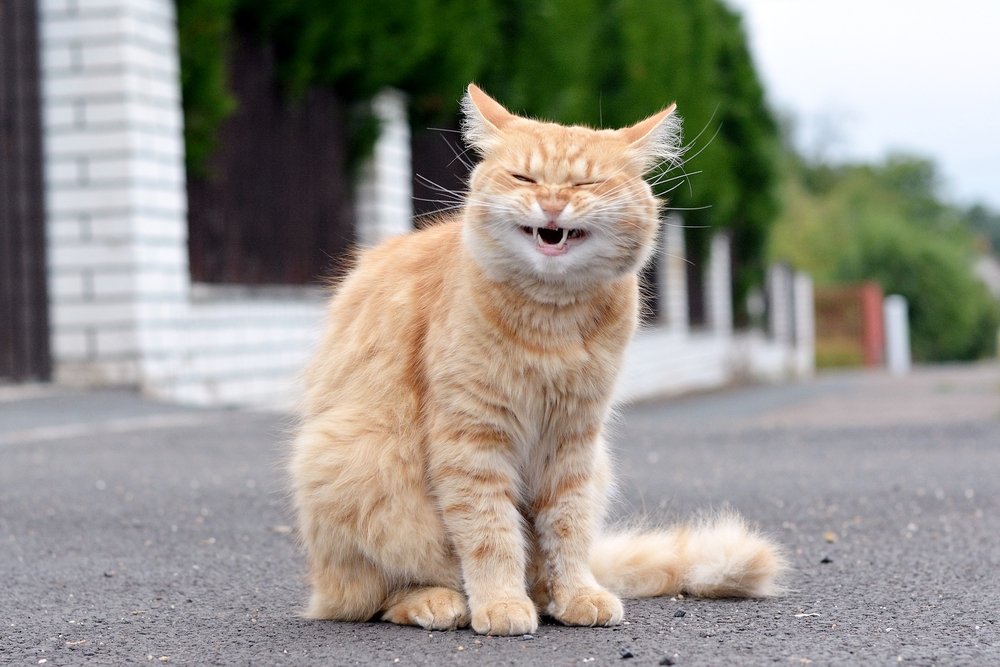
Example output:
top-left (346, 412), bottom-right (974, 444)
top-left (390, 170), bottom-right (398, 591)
top-left (289, 83), bottom-right (785, 636)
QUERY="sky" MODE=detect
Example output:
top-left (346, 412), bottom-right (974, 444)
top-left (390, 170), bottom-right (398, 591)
top-left (724, 0), bottom-right (1000, 210)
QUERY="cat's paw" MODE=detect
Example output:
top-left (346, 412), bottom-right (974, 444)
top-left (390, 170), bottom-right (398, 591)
top-left (471, 597), bottom-right (539, 636)
top-left (549, 587), bottom-right (624, 627)
top-left (382, 587), bottom-right (470, 630)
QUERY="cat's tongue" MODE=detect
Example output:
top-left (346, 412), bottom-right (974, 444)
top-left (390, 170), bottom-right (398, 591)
top-left (537, 241), bottom-right (569, 256)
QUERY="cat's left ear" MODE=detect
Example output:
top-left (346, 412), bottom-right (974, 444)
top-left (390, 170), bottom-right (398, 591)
top-left (461, 83), bottom-right (516, 155)
top-left (619, 104), bottom-right (683, 171)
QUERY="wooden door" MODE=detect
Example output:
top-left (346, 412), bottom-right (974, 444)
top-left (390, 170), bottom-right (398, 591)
top-left (0, 0), bottom-right (51, 382)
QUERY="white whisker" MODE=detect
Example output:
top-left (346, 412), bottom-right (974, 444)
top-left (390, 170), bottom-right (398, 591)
top-left (662, 204), bottom-right (713, 212)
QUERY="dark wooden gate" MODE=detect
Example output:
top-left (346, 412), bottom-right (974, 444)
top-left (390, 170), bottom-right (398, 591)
top-left (187, 36), bottom-right (356, 285)
top-left (686, 259), bottom-right (706, 328)
top-left (411, 121), bottom-right (471, 226)
top-left (0, 0), bottom-right (51, 382)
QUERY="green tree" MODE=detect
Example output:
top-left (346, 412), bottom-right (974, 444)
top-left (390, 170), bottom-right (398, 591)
top-left (177, 0), bottom-right (782, 315)
top-left (965, 203), bottom-right (1000, 253)
top-left (176, 0), bottom-right (238, 175)
top-left (842, 221), bottom-right (998, 361)
top-left (770, 153), bottom-right (999, 361)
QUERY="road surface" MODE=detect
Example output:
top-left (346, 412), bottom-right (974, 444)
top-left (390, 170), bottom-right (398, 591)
top-left (2, 363), bottom-right (998, 665)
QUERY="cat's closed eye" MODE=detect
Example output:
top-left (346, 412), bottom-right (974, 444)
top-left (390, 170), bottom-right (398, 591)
top-left (511, 174), bottom-right (536, 183)
top-left (573, 181), bottom-right (602, 187)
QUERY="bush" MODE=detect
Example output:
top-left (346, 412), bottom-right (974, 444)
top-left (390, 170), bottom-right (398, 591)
top-left (176, 0), bottom-right (782, 311)
top-left (770, 154), bottom-right (1000, 362)
top-left (841, 221), bottom-right (999, 361)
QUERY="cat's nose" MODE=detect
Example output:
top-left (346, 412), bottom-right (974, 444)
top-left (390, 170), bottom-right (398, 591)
top-left (540, 200), bottom-right (567, 225)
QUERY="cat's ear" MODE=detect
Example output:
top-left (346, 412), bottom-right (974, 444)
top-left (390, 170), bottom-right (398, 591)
top-left (619, 104), bottom-right (683, 171)
top-left (461, 83), bottom-right (516, 154)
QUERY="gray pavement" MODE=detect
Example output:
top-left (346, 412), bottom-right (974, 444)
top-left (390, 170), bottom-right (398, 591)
top-left (1, 363), bottom-right (998, 666)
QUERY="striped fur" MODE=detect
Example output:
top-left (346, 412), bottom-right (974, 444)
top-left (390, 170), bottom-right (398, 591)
top-left (290, 84), bottom-right (785, 636)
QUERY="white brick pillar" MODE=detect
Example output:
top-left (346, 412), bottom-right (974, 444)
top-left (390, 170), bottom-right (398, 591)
top-left (40, 0), bottom-right (190, 386)
top-left (355, 89), bottom-right (414, 246)
top-left (793, 271), bottom-right (815, 375)
top-left (766, 263), bottom-right (793, 345)
top-left (883, 294), bottom-right (910, 375)
top-left (704, 233), bottom-right (733, 337)
top-left (659, 215), bottom-right (689, 334)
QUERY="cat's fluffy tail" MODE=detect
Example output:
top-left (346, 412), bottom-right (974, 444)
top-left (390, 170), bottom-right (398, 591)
top-left (590, 513), bottom-right (786, 599)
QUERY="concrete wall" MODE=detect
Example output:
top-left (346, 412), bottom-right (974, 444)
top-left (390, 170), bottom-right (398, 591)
top-left (615, 239), bottom-right (814, 403)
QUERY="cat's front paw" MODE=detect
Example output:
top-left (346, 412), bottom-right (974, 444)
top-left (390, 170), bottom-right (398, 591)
top-left (471, 597), bottom-right (539, 636)
top-left (549, 587), bottom-right (624, 627)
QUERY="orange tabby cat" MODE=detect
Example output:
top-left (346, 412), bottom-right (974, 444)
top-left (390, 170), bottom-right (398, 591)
top-left (290, 84), bottom-right (785, 636)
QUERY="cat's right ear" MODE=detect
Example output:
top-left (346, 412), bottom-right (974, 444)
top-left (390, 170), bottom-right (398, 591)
top-left (461, 83), bottom-right (515, 155)
top-left (619, 104), bottom-right (684, 172)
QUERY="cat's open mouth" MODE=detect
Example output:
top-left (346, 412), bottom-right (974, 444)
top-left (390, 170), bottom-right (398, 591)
top-left (519, 225), bottom-right (588, 256)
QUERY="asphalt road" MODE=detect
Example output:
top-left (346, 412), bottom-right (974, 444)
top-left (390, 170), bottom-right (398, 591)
top-left (1, 364), bottom-right (998, 666)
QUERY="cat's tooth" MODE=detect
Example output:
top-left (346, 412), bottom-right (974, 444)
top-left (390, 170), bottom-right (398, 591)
top-left (532, 227), bottom-right (539, 242)
top-left (558, 228), bottom-right (568, 247)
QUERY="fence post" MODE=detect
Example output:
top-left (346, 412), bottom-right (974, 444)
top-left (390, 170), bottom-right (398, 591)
top-left (704, 233), bottom-right (733, 337)
top-left (793, 271), bottom-right (816, 375)
top-left (767, 264), bottom-right (793, 345)
top-left (884, 294), bottom-right (911, 375)
top-left (659, 215), bottom-right (689, 335)
top-left (355, 89), bottom-right (414, 246)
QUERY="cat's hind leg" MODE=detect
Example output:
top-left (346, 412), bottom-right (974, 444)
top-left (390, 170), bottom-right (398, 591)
top-left (381, 586), bottom-right (470, 630)
top-left (303, 546), bottom-right (388, 621)
top-left (292, 421), bottom-right (462, 623)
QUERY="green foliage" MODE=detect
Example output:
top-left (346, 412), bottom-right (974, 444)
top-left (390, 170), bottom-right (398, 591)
top-left (400, 0), bottom-right (502, 126)
top-left (845, 221), bottom-right (998, 361)
top-left (176, 0), bottom-right (781, 305)
top-left (178, 0), bottom-right (502, 170)
top-left (233, 1), bottom-right (439, 97)
top-left (176, 0), bottom-right (238, 176)
top-left (478, 0), bottom-right (608, 125)
top-left (473, 0), bottom-right (780, 317)
top-left (815, 339), bottom-right (865, 369)
top-left (770, 153), bottom-right (1000, 361)
top-left (965, 203), bottom-right (1000, 253)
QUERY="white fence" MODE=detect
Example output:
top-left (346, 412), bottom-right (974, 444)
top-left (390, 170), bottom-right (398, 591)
top-left (36, 0), bottom-right (813, 407)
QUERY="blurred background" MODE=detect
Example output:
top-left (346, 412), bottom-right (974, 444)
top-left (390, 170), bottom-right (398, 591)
top-left (2, 0), bottom-right (998, 404)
